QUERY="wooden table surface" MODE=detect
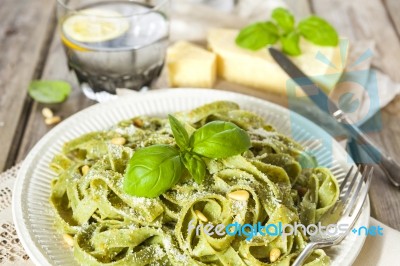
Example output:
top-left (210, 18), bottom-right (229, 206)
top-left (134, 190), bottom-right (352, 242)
top-left (1, 0), bottom-right (400, 230)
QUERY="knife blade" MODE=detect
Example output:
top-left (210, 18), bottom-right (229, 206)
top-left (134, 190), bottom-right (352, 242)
top-left (268, 47), bottom-right (340, 115)
top-left (268, 47), bottom-right (400, 187)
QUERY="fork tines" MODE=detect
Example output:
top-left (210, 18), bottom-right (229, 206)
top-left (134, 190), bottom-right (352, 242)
top-left (336, 165), bottom-right (373, 217)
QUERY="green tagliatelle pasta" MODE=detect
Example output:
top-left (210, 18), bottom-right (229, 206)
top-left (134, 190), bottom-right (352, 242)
top-left (49, 101), bottom-right (339, 266)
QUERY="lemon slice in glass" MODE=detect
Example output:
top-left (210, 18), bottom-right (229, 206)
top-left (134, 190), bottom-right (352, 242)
top-left (62, 9), bottom-right (129, 43)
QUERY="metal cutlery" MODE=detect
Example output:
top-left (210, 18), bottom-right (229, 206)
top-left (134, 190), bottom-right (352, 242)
top-left (292, 165), bottom-right (373, 266)
top-left (269, 47), bottom-right (400, 188)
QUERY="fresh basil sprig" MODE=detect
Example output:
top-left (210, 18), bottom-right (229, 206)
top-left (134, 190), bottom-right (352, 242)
top-left (235, 7), bottom-right (339, 56)
top-left (298, 16), bottom-right (339, 46)
top-left (281, 31), bottom-right (301, 56)
top-left (123, 116), bottom-right (251, 198)
top-left (181, 152), bottom-right (206, 184)
top-left (271, 7), bottom-right (294, 34)
top-left (191, 121), bottom-right (251, 158)
top-left (168, 115), bottom-right (189, 150)
top-left (235, 22), bottom-right (279, 51)
top-left (123, 145), bottom-right (183, 198)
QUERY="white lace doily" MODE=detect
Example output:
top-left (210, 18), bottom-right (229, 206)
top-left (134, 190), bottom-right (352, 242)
top-left (0, 163), bottom-right (32, 265)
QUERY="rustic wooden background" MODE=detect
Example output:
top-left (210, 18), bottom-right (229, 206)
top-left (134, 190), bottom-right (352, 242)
top-left (1, 0), bottom-right (400, 229)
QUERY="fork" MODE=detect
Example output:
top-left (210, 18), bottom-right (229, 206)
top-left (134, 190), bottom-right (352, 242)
top-left (292, 165), bottom-right (373, 266)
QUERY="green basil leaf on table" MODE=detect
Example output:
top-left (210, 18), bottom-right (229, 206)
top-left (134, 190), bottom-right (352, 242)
top-left (235, 22), bottom-right (279, 51)
top-left (123, 144), bottom-right (183, 198)
top-left (28, 80), bottom-right (72, 103)
top-left (168, 115), bottom-right (189, 150)
top-left (298, 16), bottom-right (339, 46)
top-left (182, 152), bottom-right (206, 184)
top-left (271, 7), bottom-right (295, 33)
top-left (190, 121), bottom-right (251, 158)
top-left (281, 31), bottom-right (301, 56)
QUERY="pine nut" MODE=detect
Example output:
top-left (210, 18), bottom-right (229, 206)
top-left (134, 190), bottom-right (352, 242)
top-left (195, 210), bottom-right (208, 222)
top-left (63, 234), bottom-right (74, 246)
top-left (111, 137), bottom-right (126, 145)
top-left (41, 107), bottom-right (53, 119)
top-left (81, 165), bottom-right (90, 176)
top-left (269, 248), bottom-right (281, 262)
top-left (45, 116), bottom-right (61, 125)
top-left (133, 118), bottom-right (144, 127)
top-left (228, 190), bottom-right (250, 201)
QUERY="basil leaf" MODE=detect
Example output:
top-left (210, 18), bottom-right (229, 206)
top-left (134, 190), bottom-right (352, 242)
top-left (298, 16), bottom-right (339, 46)
top-left (123, 144), bottom-right (183, 198)
top-left (235, 22), bottom-right (279, 51)
top-left (190, 121), bottom-right (251, 158)
top-left (168, 115), bottom-right (189, 150)
top-left (281, 31), bottom-right (301, 56)
top-left (28, 80), bottom-right (72, 103)
top-left (272, 7), bottom-right (295, 33)
top-left (182, 152), bottom-right (206, 184)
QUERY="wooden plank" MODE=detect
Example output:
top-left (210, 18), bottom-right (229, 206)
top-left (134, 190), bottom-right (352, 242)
top-left (0, 0), bottom-right (56, 171)
top-left (311, 0), bottom-right (400, 229)
top-left (367, 108), bottom-right (400, 230)
top-left (382, 0), bottom-right (400, 130)
top-left (16, 31), bottom-right (95, 162)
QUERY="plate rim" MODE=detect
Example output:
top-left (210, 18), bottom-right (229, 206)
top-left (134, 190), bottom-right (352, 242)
top-left (12, 88), bottom-right (369, 266)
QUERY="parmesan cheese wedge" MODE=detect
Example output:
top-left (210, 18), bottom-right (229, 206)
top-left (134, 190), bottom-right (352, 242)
top-left (167, 41), bottom-right (217, 88)
top-left (207, 28), bottom-right (347, 95)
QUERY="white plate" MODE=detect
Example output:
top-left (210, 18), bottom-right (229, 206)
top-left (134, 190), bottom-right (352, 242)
top-left (13, 89), bottom-right (369, 266)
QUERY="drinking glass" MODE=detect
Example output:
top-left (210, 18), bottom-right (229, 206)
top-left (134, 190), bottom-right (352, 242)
top-left (56, 0), bottom-right (170, 100)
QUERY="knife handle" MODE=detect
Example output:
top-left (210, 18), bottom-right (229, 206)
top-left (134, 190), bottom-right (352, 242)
top-left (338, 114), bottom-right (400, 187)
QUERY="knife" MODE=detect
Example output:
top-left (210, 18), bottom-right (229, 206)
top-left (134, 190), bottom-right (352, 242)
top-left (269, 47), bottom-right (400, 187)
